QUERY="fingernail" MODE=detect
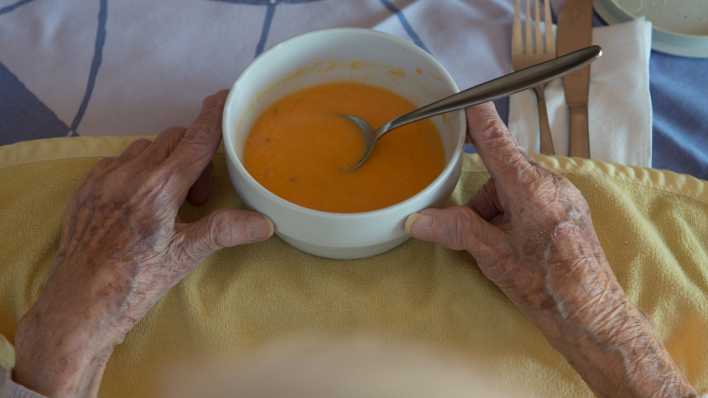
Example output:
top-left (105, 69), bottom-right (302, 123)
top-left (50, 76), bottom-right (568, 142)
top-left (404, 213), bottom-right (419, 234)
top-left (405, 212), bottom-right (433, 236)
top-left (248, 216), bottom-right (274, 242)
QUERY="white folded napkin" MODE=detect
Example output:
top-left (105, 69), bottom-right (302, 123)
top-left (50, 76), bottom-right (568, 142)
top-left (508, 18), bottom-right (653, 167)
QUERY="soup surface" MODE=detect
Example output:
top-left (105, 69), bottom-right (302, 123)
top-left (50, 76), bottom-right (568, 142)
top-left (244, 82), bottom-right (445, 213)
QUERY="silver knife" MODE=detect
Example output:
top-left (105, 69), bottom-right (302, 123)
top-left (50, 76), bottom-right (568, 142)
top-left (557, 0), bottom-right (593, 158)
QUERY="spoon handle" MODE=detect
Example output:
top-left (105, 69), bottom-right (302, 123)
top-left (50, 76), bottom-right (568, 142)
top-left (379, 45), bottom-right (602, 137)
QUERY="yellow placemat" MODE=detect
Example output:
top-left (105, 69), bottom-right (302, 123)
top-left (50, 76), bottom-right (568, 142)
top-left (0, 136), bottom-right (706, 397)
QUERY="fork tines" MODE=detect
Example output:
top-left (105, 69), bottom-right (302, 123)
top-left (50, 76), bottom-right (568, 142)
top-left (512, 0), bottom-right (554, 59)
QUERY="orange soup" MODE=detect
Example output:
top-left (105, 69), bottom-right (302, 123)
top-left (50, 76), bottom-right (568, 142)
top-left (244, 82), bottom-right (445, 213)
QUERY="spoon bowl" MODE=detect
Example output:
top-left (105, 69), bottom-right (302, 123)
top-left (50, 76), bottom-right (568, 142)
top-left (338, 114), bottom-right (384, 169)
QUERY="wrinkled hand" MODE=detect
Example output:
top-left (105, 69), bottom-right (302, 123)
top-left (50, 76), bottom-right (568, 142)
top-left (407, 103), bottom-right (697, 398)
top-left (407, 102), bottom-right (613, 318)
top-left (14, 91), bottom-right (273, 397)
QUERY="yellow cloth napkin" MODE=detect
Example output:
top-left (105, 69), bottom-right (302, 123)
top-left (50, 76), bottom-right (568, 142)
top-left (0, 136), bottom-right (706, 397)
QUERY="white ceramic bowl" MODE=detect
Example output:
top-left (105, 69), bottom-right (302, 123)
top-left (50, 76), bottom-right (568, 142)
top-left (223, 28), bottom-right (465, 260)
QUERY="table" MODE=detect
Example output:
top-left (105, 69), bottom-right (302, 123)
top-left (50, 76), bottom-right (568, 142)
top-left (1, 0), bottom-right (705, 179)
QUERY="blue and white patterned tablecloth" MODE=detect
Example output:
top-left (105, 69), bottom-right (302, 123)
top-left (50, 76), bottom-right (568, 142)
top-left (0, 0), bottom-right (706, 179)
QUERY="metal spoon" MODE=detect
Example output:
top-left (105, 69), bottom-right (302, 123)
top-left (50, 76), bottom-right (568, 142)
top-left (343, 45), bottom-right (602, 170)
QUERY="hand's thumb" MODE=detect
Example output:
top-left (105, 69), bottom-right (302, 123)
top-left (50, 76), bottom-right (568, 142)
top-left (178, 209), bottom-right (273, 262)
top-left (405, 207), bottom-right (501, 253)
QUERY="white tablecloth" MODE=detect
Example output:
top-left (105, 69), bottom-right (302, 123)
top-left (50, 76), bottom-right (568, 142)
top-left (0, 0), bottom-right (517, 138)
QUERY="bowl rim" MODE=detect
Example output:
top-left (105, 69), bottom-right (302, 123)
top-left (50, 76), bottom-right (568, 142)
top-left (223, 27), bottom-right (465, 219)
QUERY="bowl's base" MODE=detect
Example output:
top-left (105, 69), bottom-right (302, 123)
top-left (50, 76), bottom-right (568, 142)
top-left (278, 233), bottom-right (410, 260)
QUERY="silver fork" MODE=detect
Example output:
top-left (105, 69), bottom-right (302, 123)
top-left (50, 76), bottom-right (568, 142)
top-left (512, 0), bottom-right (556, 155)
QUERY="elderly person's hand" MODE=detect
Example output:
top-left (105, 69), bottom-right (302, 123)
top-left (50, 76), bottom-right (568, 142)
top-left (12, 91), bottom-right (273, 397)
top-left (407, 102), bottom-right (697, 398)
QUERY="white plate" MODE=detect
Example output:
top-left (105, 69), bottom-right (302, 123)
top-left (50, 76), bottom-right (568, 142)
top-left (595, 0), bottom-right (708, 58)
